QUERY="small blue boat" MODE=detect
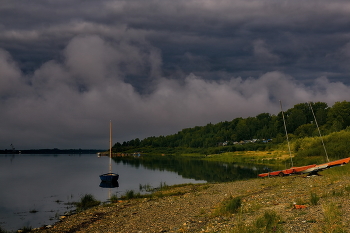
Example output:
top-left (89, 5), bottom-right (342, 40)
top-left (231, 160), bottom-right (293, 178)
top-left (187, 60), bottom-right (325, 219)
top-left (100, 172), bottom-right (119, 182)
top-left (100, 121), bottom-right (119, 182)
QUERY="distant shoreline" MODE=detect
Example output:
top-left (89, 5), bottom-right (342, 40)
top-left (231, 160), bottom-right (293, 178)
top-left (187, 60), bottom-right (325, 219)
top-left (0, 149), bottom-right (103, 154)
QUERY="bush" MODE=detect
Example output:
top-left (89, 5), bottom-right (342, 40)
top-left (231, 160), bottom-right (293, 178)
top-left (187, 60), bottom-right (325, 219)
top-left (75, 194), bottom-right (100, 211)
top-left (224, 196), bottom-right (242, 214)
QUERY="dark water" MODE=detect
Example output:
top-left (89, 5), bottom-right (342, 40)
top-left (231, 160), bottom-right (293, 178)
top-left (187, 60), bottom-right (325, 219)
top-left (0, 154), bottom-right (265, 231)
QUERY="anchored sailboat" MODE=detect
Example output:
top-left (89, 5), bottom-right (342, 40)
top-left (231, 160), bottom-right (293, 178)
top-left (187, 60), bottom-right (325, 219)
top-left (100, 121), bottom-right (119, 182)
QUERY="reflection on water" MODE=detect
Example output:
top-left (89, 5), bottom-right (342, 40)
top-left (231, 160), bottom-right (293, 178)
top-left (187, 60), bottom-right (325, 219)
top-left (99, 181), bottom-right (119, 188)
top-left (113, 155), bottom-right (267, 182)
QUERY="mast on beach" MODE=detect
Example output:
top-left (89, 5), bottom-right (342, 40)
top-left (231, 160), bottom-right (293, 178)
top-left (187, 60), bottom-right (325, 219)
top-left (308, 102), bottom-right (330, 163)
top-left (280, 100), bottom-right (294, 167)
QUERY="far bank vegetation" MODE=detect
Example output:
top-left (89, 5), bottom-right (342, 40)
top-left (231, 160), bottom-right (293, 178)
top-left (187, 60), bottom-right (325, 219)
top-left (111, 101), bottom-right (350, 165)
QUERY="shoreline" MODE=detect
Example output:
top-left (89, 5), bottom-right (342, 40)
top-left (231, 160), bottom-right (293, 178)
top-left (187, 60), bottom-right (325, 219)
top-left (33, 170), bottom-right (350, 233)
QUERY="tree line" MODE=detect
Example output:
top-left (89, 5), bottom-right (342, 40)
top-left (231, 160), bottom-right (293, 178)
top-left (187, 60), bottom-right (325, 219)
top-left (113, 101), bottom-right (350, 152)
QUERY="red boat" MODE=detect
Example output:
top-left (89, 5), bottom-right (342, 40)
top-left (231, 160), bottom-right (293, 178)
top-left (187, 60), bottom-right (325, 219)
top-left (301, 157), bottom-right (350, 174)
top-left (259, 157), bottom-right (350, 177)
top-left (258, 103), bottom-right (350, 178)
top-left (258, 164), bottom-right (316, 177)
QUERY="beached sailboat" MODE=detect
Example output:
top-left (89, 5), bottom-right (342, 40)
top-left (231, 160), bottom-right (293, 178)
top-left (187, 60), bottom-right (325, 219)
top-left (100, 121), bottom-right (119, 182)
top-left (259, 101), bottom-right (350, 177)
top-left (258, 101), bottom-right (316, 177)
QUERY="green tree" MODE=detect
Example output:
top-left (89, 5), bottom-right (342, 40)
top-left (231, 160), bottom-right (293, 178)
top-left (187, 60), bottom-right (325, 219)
top-left (327, 101), bottom-right (350, 130)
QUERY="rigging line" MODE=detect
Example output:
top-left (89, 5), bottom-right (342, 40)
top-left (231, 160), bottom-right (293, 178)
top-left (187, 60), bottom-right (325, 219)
top-left (280, 100), bottom-right (293, 167)
top-left (308, 102), bottom-right (330, 162)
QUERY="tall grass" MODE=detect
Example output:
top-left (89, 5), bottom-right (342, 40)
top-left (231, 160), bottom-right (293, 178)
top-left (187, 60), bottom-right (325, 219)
top-left (320, 202), bottom-right (345, 233)
top-left (255, 210), bottom-right (283, 233)
top-left (293, 130), bottom-right (350, 163)
top-left (310, 192), bottom-right (320, 205)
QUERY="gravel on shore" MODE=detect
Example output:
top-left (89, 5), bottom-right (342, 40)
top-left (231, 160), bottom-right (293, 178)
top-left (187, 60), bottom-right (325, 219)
top-left (33, 173), bottom-right (350, 233)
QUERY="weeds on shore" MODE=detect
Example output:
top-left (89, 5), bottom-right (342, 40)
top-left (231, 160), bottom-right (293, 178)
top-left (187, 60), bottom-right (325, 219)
top-left (139, 182), bottom-right (169, 193)
top-left (109, 194), bottom-right (119, 203)
top-left (319, 202), bottom-right (346, 233)
top-left (255, 210), bottom-right (283, 232)
top-left (119, 182), bottom-right (205, 200)
top-left (216, 196), bottom-right (242, 216)
top-left (230, 210), bottom-right (284, 233)
top-left (310, 192), bottom-right (320, 205)
top-left (224, 196), bottom-right (242, 214)
top-left (121, 190), bottom-right (142, 200)
top-left (75, 194), bottom-right (100, 211)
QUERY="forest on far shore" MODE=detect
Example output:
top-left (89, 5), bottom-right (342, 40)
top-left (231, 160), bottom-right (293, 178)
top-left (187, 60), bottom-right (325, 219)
top-left (112, 101), bottom-right (350, 156)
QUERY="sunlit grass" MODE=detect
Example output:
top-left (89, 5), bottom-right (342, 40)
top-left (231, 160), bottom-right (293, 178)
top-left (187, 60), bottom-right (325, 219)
top-left (320, 202), bottom-right (346, 233)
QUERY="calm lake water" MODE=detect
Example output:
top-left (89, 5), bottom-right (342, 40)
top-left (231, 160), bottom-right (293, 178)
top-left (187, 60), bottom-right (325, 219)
top-left (0, 154), bottom-right (265, 231)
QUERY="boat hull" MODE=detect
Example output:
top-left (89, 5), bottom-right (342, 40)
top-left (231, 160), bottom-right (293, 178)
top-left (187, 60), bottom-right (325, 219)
top-left (258, 164), bottom-right (317, 177)
top-left (100, 173), bottom-right (119, 182)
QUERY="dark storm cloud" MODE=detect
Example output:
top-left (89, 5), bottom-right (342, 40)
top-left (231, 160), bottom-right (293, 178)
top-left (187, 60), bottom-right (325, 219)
top-left (1, 0), bottom-right (350, 149)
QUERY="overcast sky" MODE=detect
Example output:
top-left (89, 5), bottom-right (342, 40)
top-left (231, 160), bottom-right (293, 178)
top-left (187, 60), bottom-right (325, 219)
top-left (1, 0), bottom-right (350, 150)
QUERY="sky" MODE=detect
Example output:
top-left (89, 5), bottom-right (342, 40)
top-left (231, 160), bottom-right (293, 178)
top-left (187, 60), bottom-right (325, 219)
top-left (1, 0), bottom-right (350, 150)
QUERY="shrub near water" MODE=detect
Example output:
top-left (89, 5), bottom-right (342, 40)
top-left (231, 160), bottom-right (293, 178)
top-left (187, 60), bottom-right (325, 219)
top-left (222, 196), bottom-right (242, 214)
top-left (75, 194), bottom-right (100, 211)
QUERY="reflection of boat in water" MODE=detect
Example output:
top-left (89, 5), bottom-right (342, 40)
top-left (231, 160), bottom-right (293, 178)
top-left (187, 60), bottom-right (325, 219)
top-left (100, 121), bottom-right (119, 183)
top-left (99, 180), bottom-right (119, 188)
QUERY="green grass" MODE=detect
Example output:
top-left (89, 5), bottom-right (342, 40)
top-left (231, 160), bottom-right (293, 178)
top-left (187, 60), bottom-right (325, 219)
top-left (310, 192), bottom-right (320, 205)
top-left (75, 194), bottom-right (101, 211)
top-left (224, 196), bottom-right (242, 214)
top-left (230, 210), bottom-right (284, 233)
top-left (110, 194), bottom-right (118, 203)
top-left (321, 202), bottom-right (346, 233)
top-left (121, 190), bottom-right (141, 200)
top-left (217, 196), bottom-right (242, 215)
top-left (255, 210), bottom-right (284, 233)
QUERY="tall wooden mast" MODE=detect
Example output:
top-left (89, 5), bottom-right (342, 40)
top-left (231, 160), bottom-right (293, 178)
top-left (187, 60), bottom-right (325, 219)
top-left (109, 120), bottom-right (112, 173)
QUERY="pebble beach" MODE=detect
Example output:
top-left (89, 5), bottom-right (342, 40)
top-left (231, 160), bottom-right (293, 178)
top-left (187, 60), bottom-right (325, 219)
top-left (31, 170), bottom-right (350, 233)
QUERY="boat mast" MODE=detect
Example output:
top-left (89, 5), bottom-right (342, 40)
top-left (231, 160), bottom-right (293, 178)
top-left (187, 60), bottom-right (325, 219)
top-left (308, 102), bottom-right (330, 162)
top-left (280, 100), bottom-right (294, 167)
top-left (109, 120), bottom-right (112, 173)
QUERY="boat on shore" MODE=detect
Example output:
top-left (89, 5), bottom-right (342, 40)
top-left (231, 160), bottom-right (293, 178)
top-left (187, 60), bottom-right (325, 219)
top-left (259, 157), bottom-right (350, 177)
top-left (258, 102), bottom-right (350, 177)
top-left (100, 121), bottom-right (119, 183)
top-left (258, 164), bottom-right (317, 177)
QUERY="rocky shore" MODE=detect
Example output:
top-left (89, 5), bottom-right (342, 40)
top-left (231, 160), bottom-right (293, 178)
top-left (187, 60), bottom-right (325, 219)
top-left (33, 173), bottom-right (350, 233)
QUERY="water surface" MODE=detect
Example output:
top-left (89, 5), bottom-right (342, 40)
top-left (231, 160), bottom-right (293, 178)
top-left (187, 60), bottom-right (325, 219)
top-left (0, 154), bottom-right (265, 231)
top-left (0, 154), bottom-right (205, 231)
